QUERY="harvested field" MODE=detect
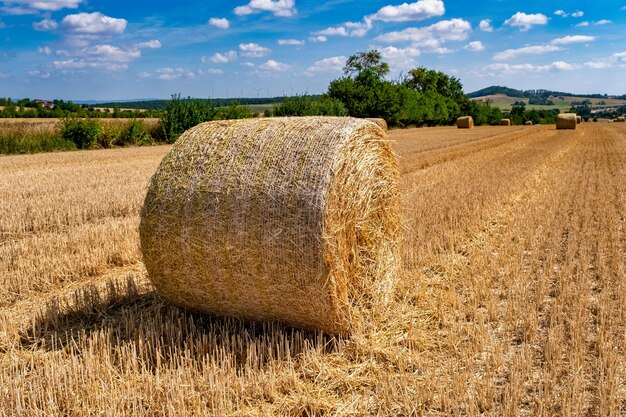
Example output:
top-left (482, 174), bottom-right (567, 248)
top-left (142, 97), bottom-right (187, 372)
top-left (1, 124), bottom-right (624, 416)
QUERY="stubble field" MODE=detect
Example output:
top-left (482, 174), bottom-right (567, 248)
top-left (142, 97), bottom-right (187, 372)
top-left (0, 123), bottom-right (624, 416)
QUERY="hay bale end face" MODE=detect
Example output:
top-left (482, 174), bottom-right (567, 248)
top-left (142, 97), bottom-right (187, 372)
top-left (500, 119), bottom-right (511, 126)
top-left (366, 118), bottom-right (388, 130)
top-left (557, 113), bottom-right (577, 130)
top-left (525, 121), bottom-right (533, 126)
top-left (457, 116), bottom-right (474, 129)
top-left (140, 117), bottom-right (400, 334)
top-left (576, 116), bottom-right (582, 124)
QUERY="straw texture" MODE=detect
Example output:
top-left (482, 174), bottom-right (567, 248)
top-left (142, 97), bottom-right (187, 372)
top-left (500, 119), bottom-right (511, 126)
top-left (457, 116), bottom-right (474, 129)
top-left (576, 116), bottom-right (582, 124)
top-left (557, 113), bottom-right (577, 130)
top-left (366, 118), bottom-right (388, 131)
top-left (140, 117), bottom-right (400, 334)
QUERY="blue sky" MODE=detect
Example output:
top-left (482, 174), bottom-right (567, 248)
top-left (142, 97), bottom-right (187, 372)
top-left (0, 0), bottom-right (625, 100)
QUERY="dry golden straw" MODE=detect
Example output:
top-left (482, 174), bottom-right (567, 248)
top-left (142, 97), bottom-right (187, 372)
top-left (366, 118), bottom-right (388, 130)
top-left (500, 119), bottom-right (511, 126)
top-left (140, 117), bottom-right (400, 334)
top-left (457, 116), bottom-right (474, 129)
top-left (557, 113), bottom-right (577, 130)
top-left (576, 115), bottom-right (582, 124)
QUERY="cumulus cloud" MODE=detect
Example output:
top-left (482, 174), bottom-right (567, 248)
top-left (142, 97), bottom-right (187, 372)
top-left (259, 59), bottom-right (291, 71)
top-left (208, 17), bottom-right (229, 29)
top-left (33, 18), bottom-right (57, 31)
top-left (493, 45), bottom-right (560, 61)
top-left (309, 35), bottom-right (327, 43)
top-left (1, 0), bottom-right (82, 14)
top-left (27, 70), bottom-right (51, 78)
top-left (368, 0), bottom-right (445, 22)
top-left (465, 41), bottom-right (485, 51)
top-left (378, 46), bottom-right (422, 70)
top-left (551, 35), bottom-right (596, 45)
top-left (375, 18), bottom-right (472, 50)
top-left (504, 12), bottom-right (548, 31)
top-left (234, 0), bottom-right (296, 17)
top-left (61, 12), bottom-right (127, 36)
top-left (571, 11), bottom-right (584, 17)
top-left (239, 42), bottom-right (271, 58)
top-left (484, 61), bottom-right (578, 75)
top-left (576, 21), bottom-right (589, 27)
top-left (554, 10), bottom-right (567, 17)
top-left (37, 45), bottom-right (52, 55)
top-left (52, 44), bottom-right (142, 71)
top-left (594, 19), bottom-right (612, 25)
top-left (305, 56), bottom-right (345, 75)
top-left (584, 51), bottom-right (626, 69)
top-left (479, 19), bottom-right (493, 32)
top-left (203, 50), bottom-right (237, 64)
top-left (136, 40), bottom-right (161, 49)
top-left (204, 68), bottom-right (224, 75)
top-left (313, 26), bottom-right (348, 37)
top-left (278, 38), bottom-right (304, 46)
top-left (154, 67), bottom-right (195, 80)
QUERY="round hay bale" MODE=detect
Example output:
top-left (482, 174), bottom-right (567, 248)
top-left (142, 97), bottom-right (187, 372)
top-left (140, 117), bottom-right (400, 334)
top-left (500, 119), bottom-right (511, 126)
top-left (366, 118), bottom-right (388, 130)
top-left (557, 113), bottom-right (577, 130)
top-left (525, 121), bottom-right (533, 126)
top-left (457, 116), bottom-right (474, 129)
top-left (615, 116), bottom-right (625, 122)
top-left (576, 115), bottom-right (582, 124)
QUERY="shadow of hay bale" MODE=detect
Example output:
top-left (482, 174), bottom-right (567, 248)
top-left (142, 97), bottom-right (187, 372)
top-left (18, 276), bottom-right (339, 371)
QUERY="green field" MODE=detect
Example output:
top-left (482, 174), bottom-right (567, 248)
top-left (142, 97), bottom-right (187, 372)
top-left (472, 93), bottom-right (626, 111)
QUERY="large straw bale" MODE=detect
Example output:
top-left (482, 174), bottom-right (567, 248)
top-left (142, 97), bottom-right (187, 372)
top-left (140, 117), bottom-right (400, 334)
top-left (500, 119), bottom-right (511, 126)
top-left (576, 115), bottom-right (582, 124)
top-left (615, 116), bottom-right (625, 122)
top-left (525, 121), bottom-right (534, 126)
top-left (557, 113), bottom-right (577, 130)
top-left (366, 118), bottom-right (388, 130)
top-left (457, 116), bottom-right (474, 129)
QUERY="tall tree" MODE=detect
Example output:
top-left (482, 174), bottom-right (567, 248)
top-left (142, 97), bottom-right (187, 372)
top-left (343, 50), bottom-right (390, 79)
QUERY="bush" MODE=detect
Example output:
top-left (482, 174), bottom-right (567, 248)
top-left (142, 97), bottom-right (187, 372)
top-left (118, 119), bottom-right (152, 146)
top-left (61, 118), bottom-right (100, 149)
top-left (214, 103), bottom-right (256, 120)
top-left (272, 95), bottom-right (348, 117)
top-left (160, 94), bottom-right (216, 143)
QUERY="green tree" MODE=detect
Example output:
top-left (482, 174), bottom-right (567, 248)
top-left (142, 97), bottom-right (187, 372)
top-left (344, 50), bottom-right (390, 79)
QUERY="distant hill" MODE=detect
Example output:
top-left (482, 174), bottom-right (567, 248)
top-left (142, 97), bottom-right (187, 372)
top-left (468, 85), bottom-right (626, 100)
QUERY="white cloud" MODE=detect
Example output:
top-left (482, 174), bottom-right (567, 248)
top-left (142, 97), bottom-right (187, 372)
top-left (309, 35), bottom-right (327, 43)
top-left (208, 17), bottom-right (229, 29)
top-left (52, 44), bottom-right (142, 71)
top-left (484, 61), bottom-right (578, 75)
top-left (61, 12), bottom-right (127, 36)
top-left (259, 59), bottom-right (291, 71)
top-left (1, 0), bottom-right (81, 13)
top-left (37, 45), bottom-right (51, 55)
top-left (278, 38), bottom-right (304, 46)
top-left (204, 68), bottom-right (224, 75)
top-left (27, 70), bottom-right (51, 78)
top-left (313, 26), bottom-right (348, 36)
top-left (240, 62), bottom-right (256, 67)
top-left (493, 45), bottom-right (560, 61)
top-left (368, 0), bottom-right (445, 22)
top-left (154, 67), bottom-right (195, 80)
top-left (33, 18), bottom-right (57, 31)
top-left (584, 51), bottom-right (626, 69)
top-left (234, 0), bottom-right (296, 17)
top-left (203, 50), bottom-right (237, 64)
top-left (136, 40), bottom-right (161, 49)
top-left (375, 18), bottom-right (472, 50)
top-left (504, 12), bottom-right (548, 31)
top-left (594, 19), bottom-right (612, 25)
top-left (479, 19), bottom-right (493, 32)
top-left (554, 10), bottom-right (567, 17)
top-left (571, 11), bottom-right (584, 18)
top-left (551, 35), bottom-right (596, 45)
top-left (576, 21), bottom-right (589, 27)
top-left (379, 46), bottom-right (421, 70)
top-left (305, 56), bottom-right (345, 74)
top-left (239, 42), bottom-right (271, 58)
top-left (465, 41), bottom-right (484, 51)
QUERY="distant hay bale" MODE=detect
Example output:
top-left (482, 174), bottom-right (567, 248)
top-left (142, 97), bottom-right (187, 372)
top-left (500, 119), bottom-right (511, 126)
top-left (366, 118), bottom-right (388, 130)
top-left (457, 116), bottom-right (474, 129)
top-left (615, 116), bottom-right (625, 122)
top-left (140, 117), bottom-right (400, 334)
top-left (525, 121), bottom-right (533, 126)
top-left (557, 113), bottom-right (577, 130)
top-left (576, 116), bottom-right (582, 124)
